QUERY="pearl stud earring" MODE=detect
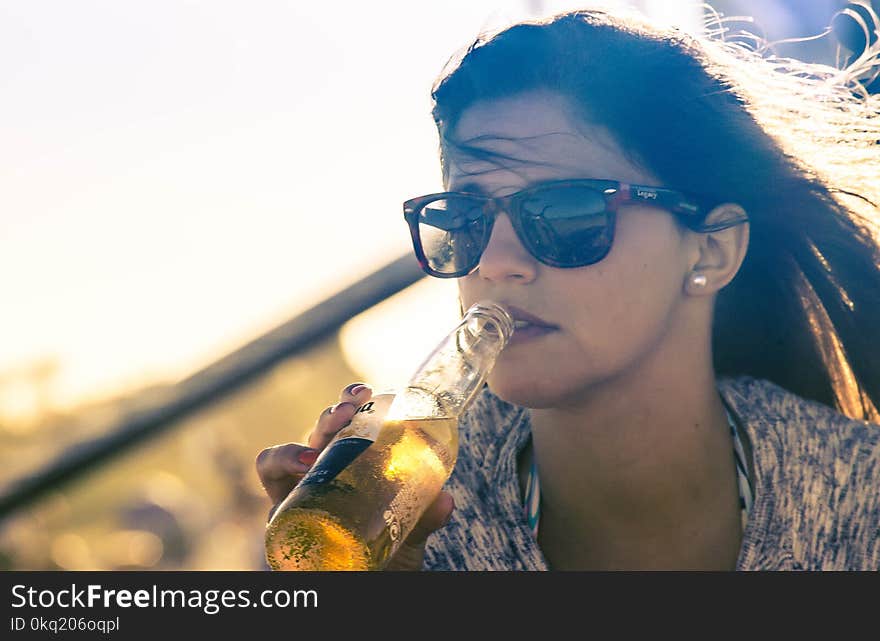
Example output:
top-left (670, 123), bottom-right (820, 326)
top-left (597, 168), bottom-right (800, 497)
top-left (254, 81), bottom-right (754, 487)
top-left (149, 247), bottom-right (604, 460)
top-left (690, 272), bottom-right (708, 288)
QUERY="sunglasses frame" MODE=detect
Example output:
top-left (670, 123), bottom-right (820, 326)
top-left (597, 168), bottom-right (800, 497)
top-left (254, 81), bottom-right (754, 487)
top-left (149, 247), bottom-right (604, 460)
top-left (403, 179), bottom-right (712, 278)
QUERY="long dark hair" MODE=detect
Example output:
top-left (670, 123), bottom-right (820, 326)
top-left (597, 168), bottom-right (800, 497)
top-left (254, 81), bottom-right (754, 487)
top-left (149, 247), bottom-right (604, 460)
top-left (431, 8), bottom-right (880, 421)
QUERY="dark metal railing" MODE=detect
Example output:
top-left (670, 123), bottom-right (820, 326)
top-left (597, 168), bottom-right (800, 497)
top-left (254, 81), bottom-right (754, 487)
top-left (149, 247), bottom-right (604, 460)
top-left (0, 252), bottom-right (425, 521)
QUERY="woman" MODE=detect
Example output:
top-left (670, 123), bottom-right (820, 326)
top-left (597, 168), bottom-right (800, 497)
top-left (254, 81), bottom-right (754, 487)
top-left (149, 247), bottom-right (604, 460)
top-left (257, 8), bottom-right (880, 570)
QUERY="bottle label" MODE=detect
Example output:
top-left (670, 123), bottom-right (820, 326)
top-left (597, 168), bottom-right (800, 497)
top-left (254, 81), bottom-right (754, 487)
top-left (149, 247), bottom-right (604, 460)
top-left (297, 393), bottom-right (394, 487)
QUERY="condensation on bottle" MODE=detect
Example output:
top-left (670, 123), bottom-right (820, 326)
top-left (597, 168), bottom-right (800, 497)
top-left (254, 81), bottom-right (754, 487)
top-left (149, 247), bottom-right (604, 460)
top-left (264, 300), bottom-right (514, 571)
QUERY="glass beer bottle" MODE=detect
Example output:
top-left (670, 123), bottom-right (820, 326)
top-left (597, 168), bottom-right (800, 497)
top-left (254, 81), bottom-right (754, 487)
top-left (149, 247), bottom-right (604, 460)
top-left (264, 300), bottom-right (514, 571)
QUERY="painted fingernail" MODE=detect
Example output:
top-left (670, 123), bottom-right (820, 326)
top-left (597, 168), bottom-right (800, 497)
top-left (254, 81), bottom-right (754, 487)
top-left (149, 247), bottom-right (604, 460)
top-left (349, 384), bottom-right (367, 396)
top-left (297, 449), bottom-right (319, 465)
top-left (344, 382), bottom-right (366, 395)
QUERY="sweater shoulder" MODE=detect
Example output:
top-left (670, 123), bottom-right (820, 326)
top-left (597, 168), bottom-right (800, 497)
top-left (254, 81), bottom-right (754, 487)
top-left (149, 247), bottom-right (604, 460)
top-left (719, 376), bottom-right (880, 570)
top-left (718, 376), bottom-right (880, 459)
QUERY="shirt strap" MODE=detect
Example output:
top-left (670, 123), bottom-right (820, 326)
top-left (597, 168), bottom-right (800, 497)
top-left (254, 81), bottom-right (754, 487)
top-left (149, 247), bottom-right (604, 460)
top-left (725, 407), bottom-right (754, 531)
top-left (524, 447), bottom-right (541, 538)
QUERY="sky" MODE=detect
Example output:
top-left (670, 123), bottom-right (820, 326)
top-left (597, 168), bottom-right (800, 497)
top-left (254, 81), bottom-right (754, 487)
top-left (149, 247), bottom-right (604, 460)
top-left (0, 0), bottom-right (702, 416)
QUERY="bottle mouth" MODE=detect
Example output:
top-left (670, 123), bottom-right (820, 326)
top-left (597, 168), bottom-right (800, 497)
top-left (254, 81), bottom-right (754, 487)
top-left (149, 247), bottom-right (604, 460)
top-left (463, 300), bottom-right (515, 347)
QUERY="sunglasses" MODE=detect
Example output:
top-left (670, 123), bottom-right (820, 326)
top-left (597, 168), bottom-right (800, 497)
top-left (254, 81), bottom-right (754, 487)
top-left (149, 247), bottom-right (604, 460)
top-left (403, 179), bottom-right (731, 278)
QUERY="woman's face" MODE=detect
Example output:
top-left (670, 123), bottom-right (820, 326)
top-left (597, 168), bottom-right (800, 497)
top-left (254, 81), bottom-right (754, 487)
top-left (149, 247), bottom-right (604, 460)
top-left (449, 90), bottom-right (698, 409)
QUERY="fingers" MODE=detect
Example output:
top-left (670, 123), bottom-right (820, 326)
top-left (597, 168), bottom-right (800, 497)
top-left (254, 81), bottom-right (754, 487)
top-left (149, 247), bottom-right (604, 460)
top-left (255, 382), bottom-right (374, 507)
top-left (255, 442), bottom-right (319, 505)
top-left (306, 383), bottom-right (373, 451)
top-left (384, 491), bottom-right (455, 571)
top-left (407, 491), bottom-right (455, 545)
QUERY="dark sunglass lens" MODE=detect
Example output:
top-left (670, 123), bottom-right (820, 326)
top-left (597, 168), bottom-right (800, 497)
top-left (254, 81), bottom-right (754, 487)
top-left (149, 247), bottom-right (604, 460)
top-left (520, 186), bottom-right (613, 266)
top-left (417, 197), bottom-right (485, 275)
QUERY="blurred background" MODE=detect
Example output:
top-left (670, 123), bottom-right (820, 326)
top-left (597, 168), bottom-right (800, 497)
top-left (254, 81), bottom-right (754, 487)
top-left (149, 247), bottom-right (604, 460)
top-left (0, 0), bottom-right (875, 569)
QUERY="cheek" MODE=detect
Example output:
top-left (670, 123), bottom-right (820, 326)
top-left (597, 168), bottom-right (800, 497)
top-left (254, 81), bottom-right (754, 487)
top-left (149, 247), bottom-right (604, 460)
top-left (586, 261), bottom-right (674, 331)
top-left (456, 279), bottom-right (475, 315)
top-left (457, 274), bottom-right (499, 315)
top-left (599, 211), bottom-right (686, 308)
top-left (556, 227), bottom-right (685, 367)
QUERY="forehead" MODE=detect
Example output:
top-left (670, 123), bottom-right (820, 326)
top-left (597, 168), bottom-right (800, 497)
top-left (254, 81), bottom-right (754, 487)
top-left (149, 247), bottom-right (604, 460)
top-left (446, 90), bottom-right (657, 193)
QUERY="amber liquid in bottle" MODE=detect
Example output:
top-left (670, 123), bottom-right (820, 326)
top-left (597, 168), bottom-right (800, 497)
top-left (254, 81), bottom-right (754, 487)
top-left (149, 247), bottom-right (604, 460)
top-left (265, 300), bottom-right (513, 571)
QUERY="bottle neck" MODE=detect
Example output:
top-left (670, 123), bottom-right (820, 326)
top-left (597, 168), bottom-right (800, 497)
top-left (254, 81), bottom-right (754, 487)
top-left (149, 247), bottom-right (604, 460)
top-left (386, 301), bottom-right (512, 421)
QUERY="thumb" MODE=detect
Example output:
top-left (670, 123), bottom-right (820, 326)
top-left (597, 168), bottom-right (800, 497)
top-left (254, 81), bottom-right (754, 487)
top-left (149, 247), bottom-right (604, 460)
top-left (407, 491), bottom-right (455, 545)
top-left (383, 492), bottom-right (455, 571)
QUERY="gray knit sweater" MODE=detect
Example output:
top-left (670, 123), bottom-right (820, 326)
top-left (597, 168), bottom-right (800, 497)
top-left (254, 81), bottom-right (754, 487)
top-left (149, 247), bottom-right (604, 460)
top-left (422, 376), bottom-right (880, 570)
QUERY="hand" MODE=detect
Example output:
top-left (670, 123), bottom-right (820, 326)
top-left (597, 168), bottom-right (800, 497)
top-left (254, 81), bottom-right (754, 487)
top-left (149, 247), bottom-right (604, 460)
top-left (255, 382), bottom-right (455, 571)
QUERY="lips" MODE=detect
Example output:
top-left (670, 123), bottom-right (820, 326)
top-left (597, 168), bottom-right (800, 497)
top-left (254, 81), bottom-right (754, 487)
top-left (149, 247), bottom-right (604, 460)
top-left (503, 305), bottom-right (559, 331)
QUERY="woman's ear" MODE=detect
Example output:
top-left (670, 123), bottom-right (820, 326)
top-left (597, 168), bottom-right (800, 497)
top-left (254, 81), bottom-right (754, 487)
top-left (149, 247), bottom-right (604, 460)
top-left (685, 203), bottom-right (750, 296)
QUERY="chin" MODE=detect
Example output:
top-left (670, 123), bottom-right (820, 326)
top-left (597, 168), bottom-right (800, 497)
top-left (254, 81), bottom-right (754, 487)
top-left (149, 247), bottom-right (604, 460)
top-left (486, 370), bottom-right (571, 409)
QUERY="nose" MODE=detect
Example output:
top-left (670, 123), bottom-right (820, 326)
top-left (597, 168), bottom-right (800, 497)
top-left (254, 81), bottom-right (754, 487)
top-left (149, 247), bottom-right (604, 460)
top-left (476, 211), bottom-right (538, 282)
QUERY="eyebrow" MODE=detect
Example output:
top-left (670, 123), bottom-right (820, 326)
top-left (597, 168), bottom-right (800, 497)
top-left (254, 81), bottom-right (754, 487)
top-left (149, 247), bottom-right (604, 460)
top-left (449, 178), bottom-right (581, 197)
top-left (451, 182), bottom-right (490, 195)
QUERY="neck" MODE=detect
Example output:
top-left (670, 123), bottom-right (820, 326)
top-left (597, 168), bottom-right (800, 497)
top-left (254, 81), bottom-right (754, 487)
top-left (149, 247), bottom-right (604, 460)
top-left (528, 324), bottom-right (742, 569)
